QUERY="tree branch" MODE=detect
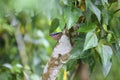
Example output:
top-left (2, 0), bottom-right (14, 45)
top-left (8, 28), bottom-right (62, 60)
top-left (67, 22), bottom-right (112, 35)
top-left (11, 16), bottom-right (29, 67)
top-left (42, 32), bottom-right (72, 80)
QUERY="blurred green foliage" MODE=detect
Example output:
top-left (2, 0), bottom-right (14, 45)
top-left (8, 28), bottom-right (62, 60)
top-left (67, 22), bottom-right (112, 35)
top-left (0, 0), bottom-right (56, 80)
top-left (0, 0), bottom-right (120, 80)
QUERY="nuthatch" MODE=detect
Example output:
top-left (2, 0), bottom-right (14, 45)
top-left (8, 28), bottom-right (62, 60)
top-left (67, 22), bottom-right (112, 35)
top-left (49, 32), bottom-right (62, 40)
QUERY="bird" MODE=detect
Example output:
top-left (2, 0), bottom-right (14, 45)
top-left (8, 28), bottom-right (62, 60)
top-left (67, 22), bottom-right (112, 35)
top-left (49, 32), bottom-right (62, 40)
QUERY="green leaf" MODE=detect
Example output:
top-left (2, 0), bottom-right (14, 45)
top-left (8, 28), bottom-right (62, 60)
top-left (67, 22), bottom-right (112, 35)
top-left (96, 44), bottom-right (113, 77)
top-left (88, 56), bottom-right (96, 72)
top-left (59, 16), bottom-right (66, 30)
top-left (102, 9), bottom-right (109, 25)
top-left (66, 59), bottom-right (77, 71)
top-left (85, 0), bottom-right (101, 22)
top-left (49, 18), bottom-right (59, 33)
top-left (81, 53), bottom-right (96, 72)
top-left (83, 31), bottom-right (98, 51)
top-left (113, 44), bottom-right (120, 62)
top-left (64, 7), bottom-right (82, 29)
top-left (101, 0), bottom-right (108, 5)
top-left (103, 24), bottom-right (108, 32)
top-left (70, 38), bottom-right (84, 60)
top-left (60, 0), bottom-right (68, 5)
top-left (107, 33), bottom-right (112, 42)
top-left (0, 23), bottom-right (14, 35)
top-left (77, 23), bottom-right (97, 33)
top-left (110, 17), bottom-right (120, 37)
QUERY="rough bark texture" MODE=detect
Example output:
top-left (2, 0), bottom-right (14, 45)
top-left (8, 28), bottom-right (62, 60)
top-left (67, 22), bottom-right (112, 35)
top-left (42, 34), bottom-right (72, 80)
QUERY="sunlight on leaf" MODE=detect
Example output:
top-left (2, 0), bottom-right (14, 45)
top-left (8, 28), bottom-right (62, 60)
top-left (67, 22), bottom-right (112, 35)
top-left (97, 44), bottom-right (113, 77)
top-left (64, 7), bottom-right (82, 29)
top-left (0, 24), bottom-right (14, 35)
top-left (63, 70), bottom-right (67, 80)
top-left (83, 31), bottom-right (98, 51)
top-left (103, 24), bottom-right (108, 32)
top-left (49, 18), bottom-right (59, 33)
top-left (85, 0), bottom-right (101, 22)
top-left (77, 23), bottom-right (97, 33)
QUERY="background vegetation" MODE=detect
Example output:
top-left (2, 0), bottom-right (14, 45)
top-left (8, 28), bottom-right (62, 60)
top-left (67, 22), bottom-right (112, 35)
top-left (0, 0), bottom-right (120, 80)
